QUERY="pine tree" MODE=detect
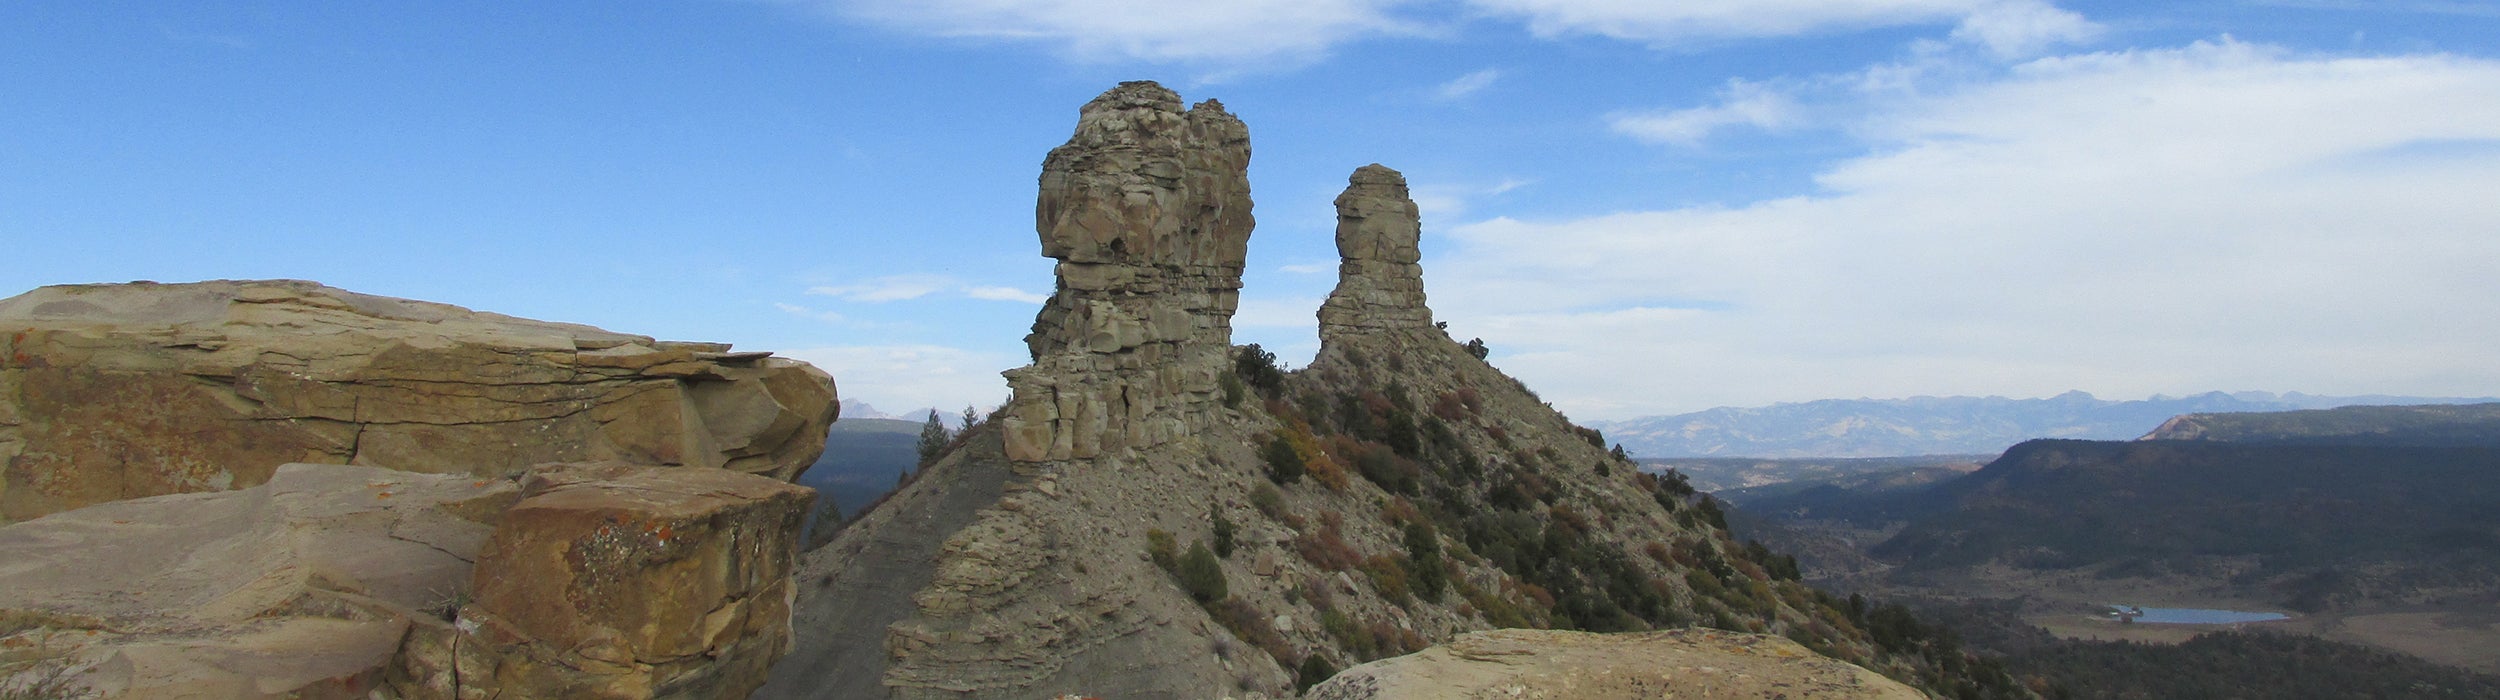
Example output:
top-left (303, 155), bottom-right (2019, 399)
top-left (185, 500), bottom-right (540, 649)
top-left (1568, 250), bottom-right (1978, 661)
top-left (915, 412), bottom-right (951, 467)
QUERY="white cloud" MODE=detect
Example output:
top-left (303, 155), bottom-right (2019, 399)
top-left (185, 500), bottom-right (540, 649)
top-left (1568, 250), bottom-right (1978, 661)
top-left (808, 274), bottom-right (953, 302)
top-left (1465, 0), bottom-right (2090, 48)
top-left (1949, 0), bottom-right (2099, 57)
top-left (807, 0), bottom-right (1430, 65)
top-left (1438, 40), bottom-right (2500, 417)
top-left (774, 302), bottom-right (848, 324)
top-left (964, 285), bottom-right (1049, 303)
top-left (781, 344), bottom-right (1017, 415)
top-left (1436, 69), bottom-right (1503, 100)
top-left (1609, 80), bottom-right (1801, 146)
top-left (1278, 262), bottom-right (1334, 274)
top-left (809, 275), bottom-right (1050, 304)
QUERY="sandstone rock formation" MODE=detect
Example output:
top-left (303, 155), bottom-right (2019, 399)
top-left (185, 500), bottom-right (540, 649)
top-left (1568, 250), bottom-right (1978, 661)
top-left (765, 82), bottom-right (2013, 700)
top-left (0, 461), bottom-right (812, 699)
top-left (1317, 164), bottom-right (1432, 344)
top-left (0, 279), bottom-right (838, 523)
top-left (1307, 629), bottom-right (1924, 699)
top-left (999, 80), bottom-right (1252, 463)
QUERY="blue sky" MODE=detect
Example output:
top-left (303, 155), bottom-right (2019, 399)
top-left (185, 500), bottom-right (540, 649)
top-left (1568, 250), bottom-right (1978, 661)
top-left (5, 1), bottom-right (2497, 419)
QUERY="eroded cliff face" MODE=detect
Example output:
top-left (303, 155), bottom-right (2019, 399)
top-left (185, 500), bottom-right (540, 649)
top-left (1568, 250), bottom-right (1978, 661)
top-left (1002, 81), bottom-right (1253, 463)
top-left (0, 280), bottom-right (839, 522)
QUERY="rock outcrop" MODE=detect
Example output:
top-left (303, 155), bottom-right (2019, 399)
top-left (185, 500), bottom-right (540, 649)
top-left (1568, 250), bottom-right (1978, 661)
top-left (999, 80), bottom-right (1253, 463)
top-left (0, 462), bottom-right (813, 699)
top-left (1316, 164), bottom-right (1432, 343)
top-left (1308, 629), bottom-right (1924, 699)
top-left (0, 279), bottom-right (838, 523)
top-left (765, 82), bottom-right (2012, 700)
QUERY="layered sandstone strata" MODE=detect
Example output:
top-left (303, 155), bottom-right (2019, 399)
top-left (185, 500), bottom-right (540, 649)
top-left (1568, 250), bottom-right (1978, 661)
top-left (998, 81), bottom-right (1253, 463)
top-left (0, 279), bottom-right (838, 522)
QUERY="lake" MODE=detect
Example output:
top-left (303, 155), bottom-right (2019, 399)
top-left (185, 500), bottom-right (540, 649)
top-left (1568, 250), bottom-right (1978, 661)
top-left (2107, 605), bottom-right (2290, 624)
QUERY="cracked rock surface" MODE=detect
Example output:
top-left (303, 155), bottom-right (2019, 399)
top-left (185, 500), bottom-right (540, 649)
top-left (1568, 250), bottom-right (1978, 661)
top-left (0, 279), bottom-right (838, 523)
top-left (0, 461), bottom-right (813, 700)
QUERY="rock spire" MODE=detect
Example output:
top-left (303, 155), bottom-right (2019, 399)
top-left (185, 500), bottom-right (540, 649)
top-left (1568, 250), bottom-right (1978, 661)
top-left (1000, 81), bottom-right (1254, 462)
top-left (1317, 164), bottom-right (1433, 343)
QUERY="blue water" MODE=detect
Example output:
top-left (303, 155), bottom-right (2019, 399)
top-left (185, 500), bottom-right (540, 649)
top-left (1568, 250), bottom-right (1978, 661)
top-left (2107, 605), bottom-right (2289, 624)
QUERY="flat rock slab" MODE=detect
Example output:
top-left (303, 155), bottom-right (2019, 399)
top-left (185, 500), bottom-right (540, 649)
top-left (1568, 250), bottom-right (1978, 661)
top-left (1309, 628), bottom-right (1926, 700)
top-left (0, 463), bottom-right (516, 698)
top-left (0, 278), bottom-right (836, 522)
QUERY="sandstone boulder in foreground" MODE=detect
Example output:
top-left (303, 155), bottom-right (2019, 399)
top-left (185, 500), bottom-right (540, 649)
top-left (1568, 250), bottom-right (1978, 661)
top-left (0, 461), bottom-right (813, 699)
top-left (1309, 628), bottom-right (1925, 700)
top-left (0, 279), bottom-right (838, 523)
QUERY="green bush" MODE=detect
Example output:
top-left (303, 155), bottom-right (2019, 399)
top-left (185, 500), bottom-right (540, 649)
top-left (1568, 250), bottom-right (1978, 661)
top-left (1179, 541), bottom-right (1229, 604)
top-left (1212, 506), bottom-right (1238, 558)
top-left (1250, 483), bottom-right (1289, 522)
top-left (1148, 529), bottom-right (1179, 575)
top-left (1401, 522), bottom-right (1447, 604)
top-left (1234, 344), bottom-right (1286, 398)
top-left (1296, 653), bottom-right (1339, 693)
top-left (1262, 436), bottom-right (1305, 485)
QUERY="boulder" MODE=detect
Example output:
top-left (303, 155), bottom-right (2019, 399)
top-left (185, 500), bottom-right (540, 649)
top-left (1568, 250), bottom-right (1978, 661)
top-left (0, 279), bottom-right (838, 523)
top-left (1307, 628), bottom-right (1925, 700)
top-left (461, 463), bottom-right (814, 699)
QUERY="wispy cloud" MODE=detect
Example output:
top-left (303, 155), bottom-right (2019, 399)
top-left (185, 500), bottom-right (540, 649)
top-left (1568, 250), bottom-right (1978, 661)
top-left (1465, 0), bottom-right (2091, 49)
top-left (786, 0), bottom-right (1433, 67)
top-left (1435, 69), bottom-right (1503, 100)
top-left (774, 302), bottom-right (848, 324)
top-left (1609, 80), bottom-right (1800, 146)
top-left (781, 344), bottom-right (1015, 414)
top-left (1439, 39), bottom-right (2500, 417)
top-left (808, 275), bottom-right (1045, 303)
top-left (1278, 262), bottom-right (1335, 274)
top-left (808, 274), bottom-right (952, 302)
top-left (964, 285), bottom-right (1049, 303)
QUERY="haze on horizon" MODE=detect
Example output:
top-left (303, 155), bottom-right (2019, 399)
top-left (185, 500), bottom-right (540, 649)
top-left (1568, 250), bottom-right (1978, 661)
top-left (5, 1), bottom-right (2496, 420)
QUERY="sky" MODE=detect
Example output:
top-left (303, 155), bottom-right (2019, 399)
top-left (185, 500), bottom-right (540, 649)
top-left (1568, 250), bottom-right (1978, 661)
top-left (4, 1), bottom-right (2497, 420)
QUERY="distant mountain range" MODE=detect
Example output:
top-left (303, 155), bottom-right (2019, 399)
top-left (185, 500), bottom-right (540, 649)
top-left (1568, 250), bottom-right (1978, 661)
top-left (839, 399), bottom-right (968, 429)
top-left (1596, 391), bottom-right (2500, 458)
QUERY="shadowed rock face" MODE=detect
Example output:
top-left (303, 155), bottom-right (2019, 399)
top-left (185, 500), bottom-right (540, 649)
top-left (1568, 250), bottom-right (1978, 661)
top-left (0, 279), bottom-right (839, 522)
top-left (1318, 164), bottom-right (1433, 343)
top-left (1001, 81), bottom-right (1254, 463)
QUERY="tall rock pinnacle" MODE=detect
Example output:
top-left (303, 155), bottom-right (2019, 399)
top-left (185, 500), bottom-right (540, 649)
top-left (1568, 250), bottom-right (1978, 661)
top-left (1317, 164), bottom-right (1433, 343)
top-left (1001, 81), bottom-right (1254, 462)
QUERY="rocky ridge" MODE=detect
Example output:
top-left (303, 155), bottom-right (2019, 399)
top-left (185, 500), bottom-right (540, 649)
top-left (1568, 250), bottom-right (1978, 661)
top-left (0, 279), bottom-right (837, 522)
top-left (766, 82), bottom-right (1995, 699)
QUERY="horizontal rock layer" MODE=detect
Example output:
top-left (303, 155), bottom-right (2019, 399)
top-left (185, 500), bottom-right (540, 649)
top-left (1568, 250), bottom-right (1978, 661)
top-left (0, 279), bottom-right (837, 522)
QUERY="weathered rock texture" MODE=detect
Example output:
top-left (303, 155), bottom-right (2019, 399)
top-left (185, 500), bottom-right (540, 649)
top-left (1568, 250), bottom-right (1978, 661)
top-left (0, 279), bottom-right (838, 523)
top-left (999, 80), bottom-right (1252, 463)
top-left (1317, 164), bottom-right (1432, 343)
top-left (1308, 629), bottom-right (1924, 700)
top-left (0, 462), bottom-right (812, 699)
top-left (765, 82), bottom-right (2014, 700)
